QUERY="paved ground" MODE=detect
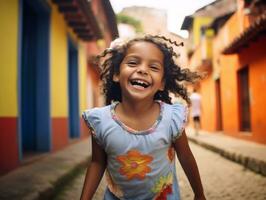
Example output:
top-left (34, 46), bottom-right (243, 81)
top-left (53, 142), bottom-right (266, 200)
top-left (0, 139), bottom-right (91, 200)
top-left (186, 128), bottom-right (266, 176)
top-left (1, 128), bottom-right (265, 200)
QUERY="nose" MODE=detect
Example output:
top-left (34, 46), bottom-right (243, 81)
top-left (136, 63), bottom-right (148, 75)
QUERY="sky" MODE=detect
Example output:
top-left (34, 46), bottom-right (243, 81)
top-left (109, 0), bottom-right (216, 37)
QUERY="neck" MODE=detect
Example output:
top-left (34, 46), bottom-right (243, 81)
top-left (119, 97), bottom-right (155, 116)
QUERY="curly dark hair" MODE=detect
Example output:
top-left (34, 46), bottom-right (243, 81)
top-left (97, 35), bottom-right (202, 105)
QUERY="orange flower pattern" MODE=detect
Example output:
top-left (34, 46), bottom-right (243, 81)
top-left (116, 150), bottom-right (153, 180)
top-left (82, 102), bottom-right (188, 199)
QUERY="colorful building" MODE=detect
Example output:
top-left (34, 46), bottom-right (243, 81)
top-left (0, 0), bottom-right (118, 175)
top-left (181, 0), bottom-right (266, 144)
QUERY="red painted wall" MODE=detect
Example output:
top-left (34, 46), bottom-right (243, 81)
top-left (0, 118), bottom-right (19, 174)
top-left (51, 118), bottom-right (69, 151)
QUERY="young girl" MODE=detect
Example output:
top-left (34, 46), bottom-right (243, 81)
top-left (81, 35), bottom-right (206, 200)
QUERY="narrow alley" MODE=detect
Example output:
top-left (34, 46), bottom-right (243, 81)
top-left (1, 0), bottom-right (266, 200)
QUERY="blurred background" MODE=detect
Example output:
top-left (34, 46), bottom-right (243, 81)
top-left (0, 0), bottom-right (266, 199)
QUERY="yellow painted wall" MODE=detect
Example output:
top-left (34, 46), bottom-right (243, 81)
top-left (78, 43), bottom-right (87, 114)
top-left (193, 17), bottom-right (213, 48)
top-left (50, 3), bottom-right (88, 117)
top-left (50, 4), bottom-right (68, 117)
top-left (0, 0), bottom-right (18, 116)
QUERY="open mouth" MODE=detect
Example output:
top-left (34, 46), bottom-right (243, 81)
top-left (130, 79), bottom-right (150, 89)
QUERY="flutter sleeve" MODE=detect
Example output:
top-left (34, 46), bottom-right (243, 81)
top-left (169, 103), bottom-right (189, 142)
top-left (82, 108), bottom-right (103, 146)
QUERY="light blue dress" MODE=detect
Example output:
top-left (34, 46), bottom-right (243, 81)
top-left (82, 101), bottom-right (188, 200)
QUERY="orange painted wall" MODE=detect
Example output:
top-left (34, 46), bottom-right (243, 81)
top-left (248, 47), bottom-right (266, 144)
top-left (189, 0), bottom-right (266, 144)
top-left (220, 54), bottom-right (239, 132)
top-left (220, 36), bottom-right (266, 144)
top-left (188, 40), bottom-right (217, 132)
top-left (200, 77), bottom-right (217, 131)
top-left (247, 38), bottom-right (266, 144)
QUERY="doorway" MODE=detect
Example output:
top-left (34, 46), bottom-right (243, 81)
top-left (238, 66), bottom-right (251, 132)
top-left (68, 38), bottom-right (80, 138)
top-left (19, 0), bottom-right (51, 160)
top-left (215, 78), bottom-right (223, 130)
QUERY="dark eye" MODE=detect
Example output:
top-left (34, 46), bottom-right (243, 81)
top-left (127, 60), bottom-right (138, 67)
top-left (150, 64), bottom-right (160, 71)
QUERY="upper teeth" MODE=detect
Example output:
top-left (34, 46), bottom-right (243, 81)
top-left (136, 80), bottom-right (147, 85)
top-left (131, 79), bottom-right (149, 88)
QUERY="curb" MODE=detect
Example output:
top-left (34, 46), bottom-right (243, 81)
top-left (0, 139), bottom-right (91, 200)
top-left (0, 157), bottom-right (90, 200)
top-left (188, 136), bottom-right (266, 177)
top-left (40, 157), bottom-right (90, 200)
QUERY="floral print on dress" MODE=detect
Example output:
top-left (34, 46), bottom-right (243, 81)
top-left (105, 170), bottom-right (124, 198)
top-left (152, 173), bottom-right (173, 200)
top-left (116, 150), bottom-right (153, 180)
top-left (83, 103), bottom-right (187, 199)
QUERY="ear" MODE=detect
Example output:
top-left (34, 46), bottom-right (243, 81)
top-left (113, 74), bottom-right (119, 82)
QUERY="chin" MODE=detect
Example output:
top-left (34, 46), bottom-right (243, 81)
top-left (126, 92), bottom-right (156, 102)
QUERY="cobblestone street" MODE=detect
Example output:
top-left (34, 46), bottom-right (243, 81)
top-left (53, 142), bottom-right (266, 200)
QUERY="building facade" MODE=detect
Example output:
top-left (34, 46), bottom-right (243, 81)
top-left (181, 0), bottom-right (266, 144)
top-left (0, 0), bottom-right (118, 175)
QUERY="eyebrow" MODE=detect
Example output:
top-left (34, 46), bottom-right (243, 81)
top-left (124, 55), bottom-right (163, 66)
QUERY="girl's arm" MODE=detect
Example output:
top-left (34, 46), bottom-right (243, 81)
top-left (80, 136), bottom-right (107, 200)
top-left (173, 130), bottom-right (206, 200)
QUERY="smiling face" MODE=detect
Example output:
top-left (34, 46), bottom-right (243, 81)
top-left (113, 41), bottom-right (165, 103)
